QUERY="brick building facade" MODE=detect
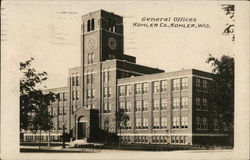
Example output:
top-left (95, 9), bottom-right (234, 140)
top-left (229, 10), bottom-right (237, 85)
top-left (22, 10), bottom-right (228, 145)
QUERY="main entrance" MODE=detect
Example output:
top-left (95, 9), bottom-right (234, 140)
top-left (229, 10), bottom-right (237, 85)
top-left (77, 117), bottom-right (87, 139)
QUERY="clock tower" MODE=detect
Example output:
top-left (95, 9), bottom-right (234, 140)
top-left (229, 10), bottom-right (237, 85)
top-left (81, 9), bottom-right (124, 66)
top-left (78, 10), bottom-right (125, 127)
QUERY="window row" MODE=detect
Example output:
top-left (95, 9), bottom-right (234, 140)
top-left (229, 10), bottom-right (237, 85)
top-left (172, 97), bottom-right (188, 109)
top-left (195, 78), bottom-right (209, 92)
top-left (121, 136), bottom-right (188, 144)
top-left (196, 116), bottom-right (208, 130)
top-left (86, 71), bottom-right (95, 84)
top-left (71, 74), bottom-right (80, 86)
top-left (119, 97), bottom-right (189, 112)
top-left (118, 77), bottom-right (189, 96)
top-left (195, 97), bottom-right (208, 110)
top-left (133, 117), bottom-right (167, 130)
top-left (48, 107), bottom-right (67, 116)
top-left (87, 53), bottom-right (95, 64)
top-left (58, 92), bottom-right (67, 101)
top-left (87, 89), bottom-right (95, 99)
top-left (72, 91), bottom-right (79, 101)
top-left (172, 77), bottom-right (188, 91)
top-left (103, 102), bottom-right (111, 113)
top-left (103, 69), bottom-right (112, 82)
top-left (87, 19), bottom-right (95, 32)
top-left (172, 116), bottom-right (188, 129)
top-left (103, 87), bottom-right (112, 98)
top-left (87, 103), bottom-right (95, 109)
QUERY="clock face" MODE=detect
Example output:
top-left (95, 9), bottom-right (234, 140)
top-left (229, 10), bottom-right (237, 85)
top-left (88, 38), bottom-right (95, 49)
top-left (108, 37), bottom-right (117, 50)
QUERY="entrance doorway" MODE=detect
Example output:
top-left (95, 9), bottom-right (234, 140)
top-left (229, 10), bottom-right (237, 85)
top-left (77, 117), bottom-right (87, 139)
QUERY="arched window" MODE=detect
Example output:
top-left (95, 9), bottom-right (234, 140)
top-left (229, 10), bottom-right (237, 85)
top-left (91, 18), bottom-right (95, 30)
top-left (87, 20), bottom-right (90, 32)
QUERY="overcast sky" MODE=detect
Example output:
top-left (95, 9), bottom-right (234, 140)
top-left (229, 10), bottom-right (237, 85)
top-left (2, 1), bottom-right (234, 88)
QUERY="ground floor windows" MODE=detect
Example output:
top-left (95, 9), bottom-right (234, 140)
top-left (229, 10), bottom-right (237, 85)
top-left (120, 135), bottom-right (190, 144)
top-left (23, 134), bottom-right (62, 142)
top-left (171, 136), bottom-right (187, 144)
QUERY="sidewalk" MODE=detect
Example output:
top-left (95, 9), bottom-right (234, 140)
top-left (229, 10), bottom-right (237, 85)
top-left (20, 145), bottom-right (101, 153)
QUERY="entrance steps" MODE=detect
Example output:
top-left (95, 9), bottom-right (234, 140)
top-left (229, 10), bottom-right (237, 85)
top-left (69, 139), bottom-right (87, 147)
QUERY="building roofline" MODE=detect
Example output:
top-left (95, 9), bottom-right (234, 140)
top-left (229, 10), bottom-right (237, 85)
top-left (117, 68), bottom-right (213, 83)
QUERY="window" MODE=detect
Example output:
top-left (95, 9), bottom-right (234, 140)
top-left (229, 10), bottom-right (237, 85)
top-left (203, 79), bottom-right (208, 92)
top-left (87, 20), bottom-right (90, 32)
top-left (161, 80), bottom-right (167, 92)
top-left (103, 70), bottom-right (108, 82)
top-left (86, 71), bottom-right (92, 84)
top-left (142, 100), bottom-right (148, 111)
top-left (181, 77), bottom-right (188, 89)
top-left (153, 81), bottom-right (160, 93)
top-left (153, 117), bottom-right (160, 129)
top-left (108, 87), bottom-right (111, 97)
top-left (87, 89), bottom-right (91, 99)
top-left (108, 102), bottom-right (111, 113)
top-left (143, 118), bottom-right (148, 129)
top-left (91, 18), bottom-right (95, 30)
top-left (76, 91), bottom-right (79, 100)
top-left (161, 117), bottom-right (167, 129)
top-left (172, 98), bottom-right (180, 109)
top-left (172, 117), bottom-right (180, 129)
top-left (181, 116), bottom-right (188, 128)
top-left (202, 98), bottom-right (208, 110)
top-left (126, 120), bottom-right (131, 130)
top-left (76, 73), bottom-right (79, 86)
top-left (172, 79), bottom-right (180, 90)
top-left (58, 93), bottom-right (63, 102)
top-left (202, 117), bottom-right (208, 129)
top-left (213, 118), bottom-right (219, 130)
top-left (136, 100), bottom-right (142, 112)
top-left (87, 53), bottom-right (94, 64)
top-left (63, 92), bottom-right (67, 101)
top-left (119, 86), bottom-right (125, 96)
top-left (126, 85), bottom-right (131, 96)
top-left (196, 117), bottom-right (201, 129)
top-left (104, 87), bottom-right (108, 98)
top-left (153, 99), bottom-right (160, 110)
top-left (136, 118), bottom-right (142, 129)
top-left (119, 102), bottom-right (125, 110)
top-left (181, 97), bottom-right (188, 109)
top-left (161, 98), bottom-right (167, 110)
top-left (72, 75), bottom-right (75, 86)
top-left (104, 102), bottom-right (110, 113)
top-left (126, 102), bottom-right (131, 112)
top-left (72, 91), bottom-right (76, 100)
top-left (135, 83), bottom-right (142, 95)
top-left (196, 78), bottom-right (201, 91)
top-left (91, 70), bottom-right (94, 83)
top-left (195, 97), bottom-right (201, 110)
top-left (91, 89), bottom-right (95, 98)
top-left (142, 83), bottom-right (148, 94)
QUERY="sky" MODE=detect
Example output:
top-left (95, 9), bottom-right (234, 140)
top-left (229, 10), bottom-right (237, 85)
top-left (2, 1), bottom-right (235, 88)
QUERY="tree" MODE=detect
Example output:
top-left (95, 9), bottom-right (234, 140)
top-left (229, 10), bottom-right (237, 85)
top-left (221, 4), bottom-right (235, 42)
top-left (20, 58), bottom-right (57, 148)
top-left (206, 54), bottom-right (234, 144)
top-left (116, 108), bottom-right (130, 148)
